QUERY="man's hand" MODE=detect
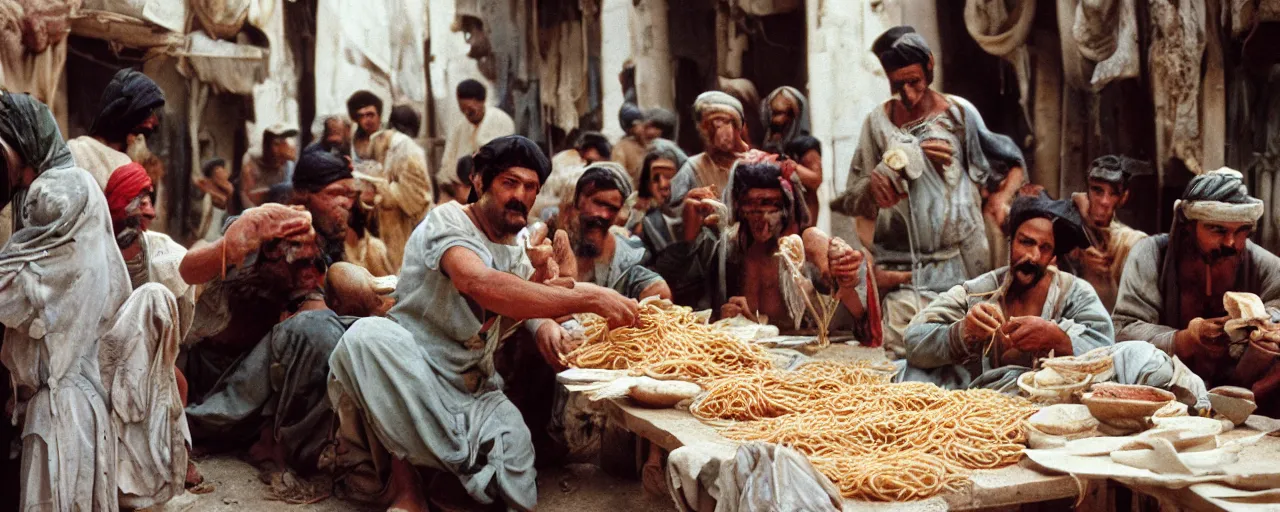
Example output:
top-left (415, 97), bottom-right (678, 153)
top-left (223, 204), bottom-right (315, 266)
top-left (828, 238), bottom-right (864, 288)
top-left (681, 186), bottom-right (719, 241)
top-left (1080, 247), bottom-right (1113, 275)
top-left (579, 283), bottom-right (640, 329)
top-left (920, 139), bottom-right (954, 167)
top-left (869, 171), bottom-right (907, 209)
top-left (983, 195), bottom-right (1013, 228)
top-left (535, 321), bottom-right (582, 372)
top-left (1001, 316), bottom-right (1072, 355)
top-left (963, 303), bottom-right (1005, 344)
top-left (1174, 317), bottom-right (1231, 362)
top-left (720, 296), bottom-right (756, 322)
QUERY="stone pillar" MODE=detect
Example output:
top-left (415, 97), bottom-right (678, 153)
top-left (806, 0), bottom-right (896, 237)
top-left (631, 0), bottom-right (675, 111)
top-left (600, 0), bottom-right (633, 139)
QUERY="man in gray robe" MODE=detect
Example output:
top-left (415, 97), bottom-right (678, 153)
top-left (831, 25), bottom-right (1026, 359)
top-left (327, 136), bottom-right (639, 512)
top-left (669, 91), bottom-right (752, 204)
top-left (760, 86), bottom-right (811, 152)
top-left (900, 194), bottom-right (1113, 390)
top-left (0, 92), bottom-right (127, 511)
top-left (1113, 168), bottom-right (1280, 400)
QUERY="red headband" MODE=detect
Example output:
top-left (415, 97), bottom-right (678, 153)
top-left (105, 162), bottom-right (152, 223)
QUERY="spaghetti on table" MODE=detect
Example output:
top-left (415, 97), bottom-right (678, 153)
top-left (564, 301), bottom-right (1037, 502)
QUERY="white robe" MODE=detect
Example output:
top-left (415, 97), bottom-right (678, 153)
top-left (436, 108), bottom-right (516, 190)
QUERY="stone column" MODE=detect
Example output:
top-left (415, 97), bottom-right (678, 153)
top-left (631, 0), bottom-right (675, 111)
top-left (601, 0), bottom-right (633, 139)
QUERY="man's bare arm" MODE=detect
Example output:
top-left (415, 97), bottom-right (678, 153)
top-left (180, 239), bottom-right (227, 285)
top-left (639, 280), bottom-right (672, 300)
top-left (442, 245), bottom-right (636, 325)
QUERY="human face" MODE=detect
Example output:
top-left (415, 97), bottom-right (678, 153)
top-left (887, 64), bottom-right (931, 111)
top-left (126, 113), bottom-right (160, 147)
top-left (1085, 178), bottom-right (1127, 227)
top-left (478, 167), bottom-right (541, 235)
top-left (113, 190), bottom-right (156, 239)
top-left (458, 98), bottom-right (486, 125)
top-left (699, 111), bottom-right (742, 154)
top-left (354, 106), bottom-right (381, 135)
top-left (1192, 220), bottom-right (1253, 262)
top-left (647, 158), bottom-right (677, 204)
top-left (739, 188), bottom-right (787, 244)
top-left (580, 147), bottom-right (604, 164)
top-left (642, 121), bottom-right (664, 142)
top-left (768, 94), bottom-right (796, 130)
top-left (306, 178), bottom-right (357, 242)
top-left (572, 188), bottom-right (623, 258)
top-left (799, 149), bottom-right (822, 176)
top-left (271, 137), bottom-right (297, 163)
top-left (1009, 217), bottom-right (1055, 290)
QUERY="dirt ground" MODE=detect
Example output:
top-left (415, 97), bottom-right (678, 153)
top-left (159, 455), bottom-right (674, 512)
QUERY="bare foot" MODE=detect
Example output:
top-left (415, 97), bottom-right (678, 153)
top-left (641, 444), bottom-right (666, 496)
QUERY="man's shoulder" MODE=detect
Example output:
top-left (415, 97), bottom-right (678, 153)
top-left (960, 267), bottom-right (1007, 294)
top-left (1247, 240), bottom-right (1280, 266)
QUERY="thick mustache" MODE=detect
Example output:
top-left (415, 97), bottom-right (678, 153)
top-left (504, 201), bottom-right (528, 215)
top-left (581, 217), bottom-right (610, 230)
top-left (1013, 262), bottom-right (1043, 275)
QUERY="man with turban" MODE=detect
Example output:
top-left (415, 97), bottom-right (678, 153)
top-left (832, 26), bottom-right (1027, 359)
top-left (760, 86), bottom-right (811, 152)
top-left (668, 91), bottom-right (752, 205)
top-left (1114, 168), bottom-right (1280, 407)
top-left (98, 162), bottom-right (201, 506)
top-left (655, 156), bottom-right (880, 345)
top-left (436, 79), bottom-right (516, 204)
top-left (66, 68), bottom-right (166, 190)
top-left (611, 103), bottom-right (650, 184)
top-left (1059, 155), bottom-right (1151, 310)
top-left (327, 136), bottom-right (639, 512)
top-left (900, 194), bottom-right (1113, 390)
top-left (289, 149), bottom-right (358, 265)
top-left (631, 139), bottom-right (689, 244)
top-left (178, 199), bottom-right (351, 481)
top-left (0, 91), bottom-right (125, 511)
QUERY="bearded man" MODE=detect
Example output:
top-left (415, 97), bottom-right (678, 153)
top-left (327, 136), bottom-right (638, 512)
top-left (831, 26), bottom-right (1026, 359)
top-left (655, 158), bottom-right (880, 344)
top-left (1114, 169), bottom-right (1280, 398)
top-left (532, 131), bottom-right (614, 221)
top-left (899, 194), bottom-right (1113, 390)
top-left (760, 86), bottom-right (811, 151)
top-left (668, 91), bottom-right (752, 204)
top-left (1060, 155), bottom-right (1150, 310)
top-left (0, 91), bottom-right (126, 512)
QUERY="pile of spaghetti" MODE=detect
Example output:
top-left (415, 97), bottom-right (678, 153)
top-left (690, 361), bottom-right (1037, 501)
top-left (562, 300), bottom-right (774, 382)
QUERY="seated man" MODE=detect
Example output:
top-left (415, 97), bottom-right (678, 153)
top-left (240, 124), bottom-right (299, 209)
top-left (900, 194), bottom-right (1113, 390)
top-left (179, 203), bottom-right (346, 477)
top-left (1114, 168), bottom-right (1280, 390)
top-left (326, 136), bottom-right (638, 512)
top-left (654, 158), bottom-right (879, 343)
top-left (556, 162), bottom-right (671, 301)
top-left (631, 139), bottom-right (688, 242)
top-left (289, 150), bottom-right (359, 265)
top-left (531, 131), bottom-right (613, 221)
top-left (668, 91), bottom-right (752, 205)
top-left (100, 162), bottom-right (201, 502)
top-left (194, 157), bottom-right (235, 242)
top-left (1060, 155), bottom-right (1149, 310)
top-left (324, 262), bottom-right (396, 318)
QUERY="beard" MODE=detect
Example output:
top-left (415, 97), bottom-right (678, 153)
top-left (1009, 260), bottom-right (1047, 292)
top-left (571, 215), bottom-right (610, 258)
top-left (127, 134), bottom-right (153, 163)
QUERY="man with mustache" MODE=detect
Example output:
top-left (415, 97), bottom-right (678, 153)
top-left (1114, 169), bottom-right (1280, 391)
top-left (327, 136), bottom-right (638, 512)
top-left (289, 149), bottom-right (359, 265)
top-left (559, 162), bottom-right (670, 301)
top-left (831, 26), bottom-right (1027, 360)
top-left (899, 194), bottom-right (1113, 390)
top-left (531, 131), bottom-right (614, 221)
top-left (654, 158), bottom-right (879, 344)
top-left (1059, 155), bottom-right (1150, 310)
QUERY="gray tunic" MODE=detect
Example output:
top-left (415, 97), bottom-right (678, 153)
top-left (328, 201), bottom-right (537, 510)
top-left (583, 229), bottom-right (663, 299)
top-left (898, 268), bottom-right (1114, 389)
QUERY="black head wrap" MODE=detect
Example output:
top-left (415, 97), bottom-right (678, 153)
top-left (575, 131), bottom-right (613, 160)
top-left (473, 135), bottom-right (551, 189)
top-left (456, 79), bottom-right (487, 101)
top-left (729, 160), bottom-right (811, 230)
top-left (618, 103), bottom-right (644, 130)
top-left (1088, 155), bottom-right (1151, 187)
top-left (871, 26), bottom-right (933, 76)
top-left (784, 135), bottom-right (822, 161)
top-left (389, 104), bottom-right (421, 137)
top-left (292, 150), bottom-right (352, 192)
top-left (89, 68), bottom-right (165, 144)
top-left (0, 92), bottom-right (74, 178)
top-left (1005, 193), bottom-right (1089, 256)
top-left (456, 154), bottom-right (475, 185)
top-left (644, 107), bottom-right (678, 139)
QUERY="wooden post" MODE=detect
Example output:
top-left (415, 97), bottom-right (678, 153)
top-left (1201, 0), bottom-right (1226, 172)
top-left (1031, 30), bottom-right (1064, 199)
